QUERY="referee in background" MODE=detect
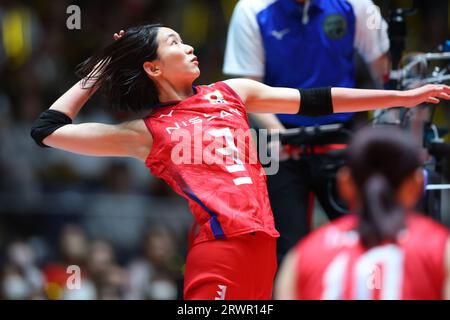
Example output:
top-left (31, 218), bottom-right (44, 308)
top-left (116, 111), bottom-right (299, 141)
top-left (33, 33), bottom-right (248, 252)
top-left (223, 0), bottom-right (391, 264)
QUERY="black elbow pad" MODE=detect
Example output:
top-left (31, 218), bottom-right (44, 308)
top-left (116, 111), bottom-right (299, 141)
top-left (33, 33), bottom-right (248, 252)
top-left (30, 110), bottom-right (72, 147)
top-left (297, 87), bottom-right (333, 117)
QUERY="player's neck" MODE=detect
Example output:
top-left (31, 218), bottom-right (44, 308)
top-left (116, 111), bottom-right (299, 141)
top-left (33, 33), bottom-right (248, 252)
top-left (156, 79), bottom-right (195, 103)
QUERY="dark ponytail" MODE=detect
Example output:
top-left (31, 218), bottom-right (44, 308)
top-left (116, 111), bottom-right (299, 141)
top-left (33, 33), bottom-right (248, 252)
top-left (347, 127), bottom-right (421, 249)
top-left (358, 174), bottom-right (405, 248)
top-left (75, 24), bottom-right (162, 112)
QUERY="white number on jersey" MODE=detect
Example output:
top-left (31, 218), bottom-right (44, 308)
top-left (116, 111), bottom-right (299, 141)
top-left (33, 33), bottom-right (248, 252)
top-left (322, 245), bottom-right (404, 300)
top-left (207, 128), bottom-right (253, 186)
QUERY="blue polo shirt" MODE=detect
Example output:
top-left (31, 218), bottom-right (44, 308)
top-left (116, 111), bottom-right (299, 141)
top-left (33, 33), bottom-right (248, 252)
top-left (224, 0), bottom-right (390, 126)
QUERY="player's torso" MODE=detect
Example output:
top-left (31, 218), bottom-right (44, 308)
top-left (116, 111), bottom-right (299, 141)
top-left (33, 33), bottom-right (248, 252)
top-left (144, 82), bottom-right (278, 244)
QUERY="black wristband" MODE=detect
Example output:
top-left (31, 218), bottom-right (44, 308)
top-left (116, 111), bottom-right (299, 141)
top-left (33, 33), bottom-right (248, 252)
top-left (297, 87), bottom-right (333, 117)
top-left (30, 110), bottom-right (72, 147)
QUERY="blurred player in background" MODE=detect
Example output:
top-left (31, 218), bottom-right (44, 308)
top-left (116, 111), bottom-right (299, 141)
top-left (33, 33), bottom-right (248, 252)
top-left (275, 126), bottom-right (450, 300)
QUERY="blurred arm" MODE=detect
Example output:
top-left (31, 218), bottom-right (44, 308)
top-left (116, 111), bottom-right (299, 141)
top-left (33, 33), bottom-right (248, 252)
top-left (353, 0), bottom-right (390, 88)
top-left (444, 238), bottom-right (450, 299)
top-left (368, 53), bottom-right (391, 88)
top-left (274, 250), bottom-right (298, 300)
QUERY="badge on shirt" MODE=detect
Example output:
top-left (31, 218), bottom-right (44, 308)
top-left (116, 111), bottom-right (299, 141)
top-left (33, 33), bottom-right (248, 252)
top-left (323, 14), bottom-right (347, 40)
top-left (204, 90), bottom-right (228, 104)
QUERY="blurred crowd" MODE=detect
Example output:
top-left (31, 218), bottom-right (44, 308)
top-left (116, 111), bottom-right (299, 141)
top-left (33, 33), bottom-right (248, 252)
top-left (0, 0), bottom-right (448, 299)
top-left (0, 0), bottom-right (237, 300)
top-left (1, 223), bottom-right (185, 299)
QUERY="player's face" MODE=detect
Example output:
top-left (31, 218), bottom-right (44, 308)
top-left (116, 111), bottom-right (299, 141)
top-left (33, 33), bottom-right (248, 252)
top-left (154, 27), bottom-right (200, 84)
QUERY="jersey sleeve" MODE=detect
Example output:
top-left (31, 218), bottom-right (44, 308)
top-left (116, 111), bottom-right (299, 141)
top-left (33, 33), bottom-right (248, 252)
top-left (223, 0), bottom-right (265, 77)
top-left (348, 0), bottom-right (390, 63)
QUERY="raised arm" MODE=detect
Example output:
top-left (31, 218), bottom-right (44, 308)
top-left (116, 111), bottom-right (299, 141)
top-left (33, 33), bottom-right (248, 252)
top-left (31, 30), bottom-right (152, 161)
top-left (31, 78), bottom-right (152, 161)
top-left (223, 78), bottom-right (450, 114)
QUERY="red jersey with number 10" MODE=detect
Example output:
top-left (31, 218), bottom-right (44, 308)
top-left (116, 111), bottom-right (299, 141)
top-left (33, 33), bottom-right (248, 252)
top-left (143, 82), bottom-right (279, 245)
top-left (294, 213), bottom-right (449, 300)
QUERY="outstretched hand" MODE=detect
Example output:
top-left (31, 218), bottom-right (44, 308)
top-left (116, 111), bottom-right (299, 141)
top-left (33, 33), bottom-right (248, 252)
top-left (114, 30), bottom-right (125, 41)
top-left (403, 84), bottom-right (450, 107)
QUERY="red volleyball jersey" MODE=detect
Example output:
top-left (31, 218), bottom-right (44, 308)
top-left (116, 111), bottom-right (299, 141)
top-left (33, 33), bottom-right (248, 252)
top-left (294, 213), bottom-right (449, 300)
top-left (143, 82), bottom-right (279, 245)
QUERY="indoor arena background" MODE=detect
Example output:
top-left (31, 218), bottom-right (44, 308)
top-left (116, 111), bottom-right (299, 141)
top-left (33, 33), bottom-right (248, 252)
top-left (0, 0), bottom-right (449, 300)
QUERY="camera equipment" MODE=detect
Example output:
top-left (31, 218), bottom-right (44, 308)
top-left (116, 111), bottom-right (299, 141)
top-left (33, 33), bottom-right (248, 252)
top-left (377, 0), bottom-right (450, 220)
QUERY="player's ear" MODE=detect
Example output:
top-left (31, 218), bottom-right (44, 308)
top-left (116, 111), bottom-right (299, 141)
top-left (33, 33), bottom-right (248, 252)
top-left (397, 168), bottom-right (424, 209)
top-left (337, 167), bottom-right (357, 207)
top-left (143, 61), bottom-right (161, 78)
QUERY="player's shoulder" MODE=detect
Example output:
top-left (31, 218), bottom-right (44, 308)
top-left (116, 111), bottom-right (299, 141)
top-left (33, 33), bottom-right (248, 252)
top-left (320, 214), bottom-right (358, 234)
top-left (404, 213), bottom-right (449, 261)
top-left (197, 81), bottom-right (246, 105)
top-left (343, 0), bottom-right (377, 13)
top-left (234, 0), bottom-right (278, 15)
top-left (408, 212), bottom-right (449, 236)
top-left (296, 215), bottom-right (357, 252)
top-left (197, 81), bottom-right (231, 93)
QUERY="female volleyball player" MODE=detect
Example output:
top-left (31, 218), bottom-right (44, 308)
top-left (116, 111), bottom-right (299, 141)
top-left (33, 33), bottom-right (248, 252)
top-left (31, 24), bottom-right (450, 299)
top-left (275, 127), bottom-right (450, 300)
